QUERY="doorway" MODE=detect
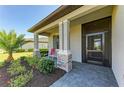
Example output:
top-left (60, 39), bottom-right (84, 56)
top-left (82, 17), bottom-right (112, 67)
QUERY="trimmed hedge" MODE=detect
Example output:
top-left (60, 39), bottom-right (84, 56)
top-left (27, 48), bottom-right (33, 52)
top-left (40, 48), bottom-right (48, 57)
top-left (16, 49), bottom-right (25, 52)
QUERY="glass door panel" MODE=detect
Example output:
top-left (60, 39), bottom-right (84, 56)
top-left (86, 33), bottom-right (104, 65)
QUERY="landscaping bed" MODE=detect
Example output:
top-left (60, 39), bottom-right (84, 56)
top-left (26, 68), bottom-right (65, 87)
top-left (0, 62), bottom-right (11, 87)
top-left (0, 57), bottom-right (66, 87)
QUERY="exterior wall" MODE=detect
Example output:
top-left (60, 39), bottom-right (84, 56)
top-left (48, 25), bottom-right (82, 62)
top-left (48, 34), bottom-right (53, 50)
top-left (70, 24), bottom-right (82, 62)
top-left (22, 42), bottom-right (48, 50)
top-left (112, 6), bottom-right (124, 87)
top-left (48, 28), bottom-right (59, 51)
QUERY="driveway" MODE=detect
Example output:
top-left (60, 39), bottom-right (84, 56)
top-left (51, 62), bottom-right (118, 87)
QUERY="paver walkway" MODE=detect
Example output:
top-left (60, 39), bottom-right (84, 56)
top-left (51, 62), bottom-right (118, 87)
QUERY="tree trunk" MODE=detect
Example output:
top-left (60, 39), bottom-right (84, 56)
top-left (6, 52), bottom-right (14, 62)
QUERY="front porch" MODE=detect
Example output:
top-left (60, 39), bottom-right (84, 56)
top-left (51, 62), bottom-right (118, 87)
top-left (33, 6), bottom-right (114, 72)
top-left (29, 5), bottom-right (124, 86)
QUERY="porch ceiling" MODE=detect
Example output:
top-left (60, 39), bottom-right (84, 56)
top-left (29, 5), bottom-right (109, 35)
top-left (71, 6), bottom-right (113, 26)
top-left (28, 5), bottom-right (83, 33)
top-left (38, 26), bottom-right (59, 36)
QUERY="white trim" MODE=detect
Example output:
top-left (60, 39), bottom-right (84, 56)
top-left (86, 32), bottom-right (105, 36)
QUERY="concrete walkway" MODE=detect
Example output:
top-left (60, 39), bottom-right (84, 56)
top-left (51, 62), bottom-right (118, 87)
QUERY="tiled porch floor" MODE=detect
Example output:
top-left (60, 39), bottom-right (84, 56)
top-left (51, 62), bottom-right (118, 87)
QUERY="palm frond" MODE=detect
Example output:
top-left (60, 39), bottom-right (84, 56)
top-left (0, 30), bottom-right (26, 53)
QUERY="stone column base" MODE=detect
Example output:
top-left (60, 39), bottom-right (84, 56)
top-left (33, 49), bottom-right (41, 58)
top-left (57, 50), bottom-right (72, 72)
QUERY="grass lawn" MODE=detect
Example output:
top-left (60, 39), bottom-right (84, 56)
top-left (0, 52), bottom-right (33, 62)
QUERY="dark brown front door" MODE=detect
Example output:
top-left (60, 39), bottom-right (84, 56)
top-left (86, 32), bottom-right (104, 65)
top-left (82, 17), bottom-right (111, 67)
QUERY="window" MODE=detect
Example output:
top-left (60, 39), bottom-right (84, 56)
top-left (94, 38), bottom-right (102, 51)
top-left (87, 34), bottom-right (103, 51)
top-left (53, 35), bottom-right (59, 49)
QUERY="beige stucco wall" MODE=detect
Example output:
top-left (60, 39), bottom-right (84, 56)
top-left (48, 25), bottom-right (82, 62)
top-left (48, 35), bottom-right (53, 50)
top-left (70, 24), bottom-right (82, 62)
top-left (47, 23), bottom-right (82, 62)
top-left (48, 28), bottom-right (59, 50)
top-left (112, 6), bottom-right (124, 87)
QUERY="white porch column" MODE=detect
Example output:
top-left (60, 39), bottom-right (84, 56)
top-left (57, 20), bottom-right (72, 72)
top-left (63, 20), bottom-right (70, 50)
top-left (33, 33), bottom-right (41, 58)
top-left (59, 22), bottom-right (63, 50)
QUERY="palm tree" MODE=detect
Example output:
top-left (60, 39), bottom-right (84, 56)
top-left (0, 30), bottom-right (26, 62)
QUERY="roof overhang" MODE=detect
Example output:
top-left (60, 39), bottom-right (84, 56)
top-left (28, 5), bottom-right (108, 34)
top-left (28, 5), bottom-right (83, 32)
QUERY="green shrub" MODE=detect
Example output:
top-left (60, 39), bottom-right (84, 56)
top-left (27, 48), bottom-right (33, 52)
top-left (10, 70), bottom-right (33, 87)
top-left (25, 56), bottom-right (55, 74)
top-left (39, 48), bottom-right (48, 57)
top-left (16, 49), bottom-right (25, 53)
top-left (20, 56), bottom-right (27, 61)
top-left (8, 59), bottom-right (33, 87)
top-left (7, 60), bottom-right (26, 76)
top-left (0, 62), bottom-right (5, 68)
top-left (26, 56), bottom-right (40, 68)
top-left (38, 57), bottom-right (54, 74)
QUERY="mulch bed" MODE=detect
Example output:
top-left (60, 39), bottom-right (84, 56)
top-left (0, 62), bottom-right (11, 87)
top-left (0, 61), bottom-right (66, 87)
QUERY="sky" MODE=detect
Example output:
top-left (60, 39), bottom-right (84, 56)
top-left (0, 5), bottom-right (59, 38)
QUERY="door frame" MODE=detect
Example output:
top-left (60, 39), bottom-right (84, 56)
top-left (81, 16), bottom-right (112, 67)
